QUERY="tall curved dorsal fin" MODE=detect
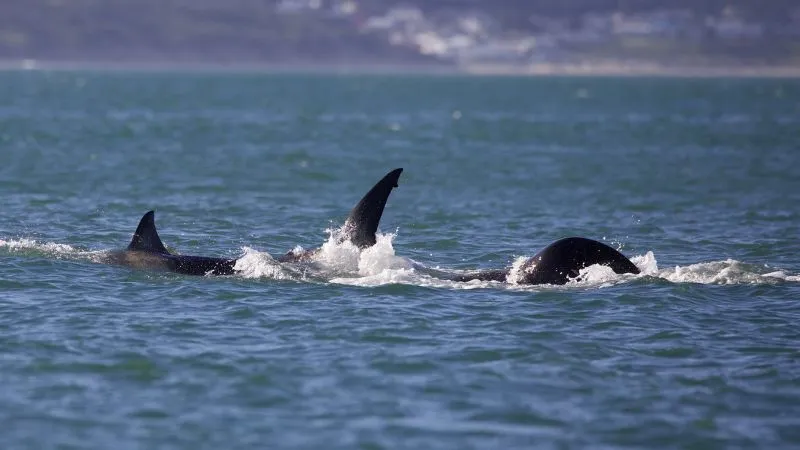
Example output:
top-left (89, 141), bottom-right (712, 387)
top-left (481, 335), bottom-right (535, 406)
top-left (127, 210), bottom-right (169, 254)
top-left (343, 168), bottom-right (403, 249)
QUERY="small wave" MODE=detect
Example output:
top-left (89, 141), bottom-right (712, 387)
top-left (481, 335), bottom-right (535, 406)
top-left (650, 257), bottom-right (797, 285)
top-left (0, 238), bottom-right (80, 257)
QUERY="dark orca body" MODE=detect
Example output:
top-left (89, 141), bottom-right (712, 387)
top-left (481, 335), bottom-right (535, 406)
top-left (451, 237), bottom-right (640, 285)
top-left (104, 210), bottom-right (238, 276)
top-left (107, 168), bottom-right (403, 276)
top-left (104, 166), bottom-right (636, 285)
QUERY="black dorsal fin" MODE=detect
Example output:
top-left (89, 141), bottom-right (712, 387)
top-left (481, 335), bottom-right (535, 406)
top-left (342, 168), bottom-right (403, 249)
top-left (127, 210), bottom-right (170, 254)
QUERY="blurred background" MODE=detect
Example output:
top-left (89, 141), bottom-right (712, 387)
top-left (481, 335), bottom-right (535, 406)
top-left (1, 0), bottom-right (799, 74)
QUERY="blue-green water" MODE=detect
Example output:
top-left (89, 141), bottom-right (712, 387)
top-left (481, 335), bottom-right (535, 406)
top-left (1, 71), bottom-right (799, 449)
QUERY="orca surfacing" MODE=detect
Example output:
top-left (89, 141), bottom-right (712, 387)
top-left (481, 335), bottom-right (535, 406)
top-left (104, 210), bottom-right (238, 276)
top-left (451, 237), bottom-right (640, 285)
top-left (106, 168), bottom-right (404, 276)
top-left (102, 166), bottom-right (638, 286)
top-left (278, 167), bottom-right (403, 262)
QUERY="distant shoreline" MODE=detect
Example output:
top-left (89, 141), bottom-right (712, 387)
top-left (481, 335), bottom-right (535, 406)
top-left (463, 63), bottom-right (800, 78)
top-left (2, 59), bottom-right (799, 78)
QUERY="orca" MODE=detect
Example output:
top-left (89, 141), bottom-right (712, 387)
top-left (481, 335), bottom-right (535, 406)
top-left (449, 236), bottom-right (640, 285)
top-left (103, 166), bottom-right (637, 286)
top-left (277, 167), bottom-right (403, 262)
top-left (104, 168), bottom-right (403, 276)
top-left (104, 210), bottom-right (238, 276)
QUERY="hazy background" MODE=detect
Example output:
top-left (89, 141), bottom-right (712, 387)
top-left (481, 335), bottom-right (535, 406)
top-left (1, 0), bottom-right (799, 73)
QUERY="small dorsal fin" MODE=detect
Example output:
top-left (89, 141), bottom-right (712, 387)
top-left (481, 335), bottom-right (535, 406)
top-left (342, 168), bottom-right (403, 249)
top-left (127, 210), bottom-right (169, 254)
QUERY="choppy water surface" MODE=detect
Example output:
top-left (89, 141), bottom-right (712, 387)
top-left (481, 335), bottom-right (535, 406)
top-left (1, 71), bottom-right (799, 449)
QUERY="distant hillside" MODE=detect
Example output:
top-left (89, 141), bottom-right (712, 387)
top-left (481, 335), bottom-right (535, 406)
top-left (0, 0), bottom-right (798, 67)
top-left (0, 0), bottom-right (436, 64)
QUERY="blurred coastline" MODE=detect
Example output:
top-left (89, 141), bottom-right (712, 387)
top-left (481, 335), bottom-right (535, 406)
top-left (3, 59), bottom-right (800, 78)
top-left (2, 0), bottom-right (799, 77)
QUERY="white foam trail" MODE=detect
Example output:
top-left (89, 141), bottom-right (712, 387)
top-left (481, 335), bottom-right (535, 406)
top-left (331, 267), bottom-right (418, 287)
top-left (763, 271), bottom-right (800, 282)
top-left (560, 251), bottom-right (798, 287)
top-left (332, 269), bottom-right (507, 289)
top-left (653, 258), bottom-right (790, 285)
top-left (3, 234), bottom-right (797, 287)
top-left (0, 238), bottom-right (78, 256)
top-left (0, 237), bottom-right (136, 266)
top-left (480, 250), bottom-right (796, 290)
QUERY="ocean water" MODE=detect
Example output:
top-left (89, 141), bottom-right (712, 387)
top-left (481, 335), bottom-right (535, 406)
top-left (1, 70), bottom-right (799, 449)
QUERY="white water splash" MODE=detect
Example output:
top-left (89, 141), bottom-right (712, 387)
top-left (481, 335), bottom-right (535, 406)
top-left (356, 233), bottom-right (413, 275)
top-left (318, 229), bottom-right (416, 284)
top-left (563, 250), bottom-right (658, 288)
top-left (632, 251), bottom-right (659, 274)
top-left (232, 247), bottom-right (298, 280)
top-left (303, 228), bottom-right (503, 289)
top-left (315, 231), bottom-right (363, 274)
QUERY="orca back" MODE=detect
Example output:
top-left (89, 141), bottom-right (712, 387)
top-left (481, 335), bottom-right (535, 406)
top-left (520, 237), bottom-right (640, 285)
top-left (123, 211), bottom-right (237, 276)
